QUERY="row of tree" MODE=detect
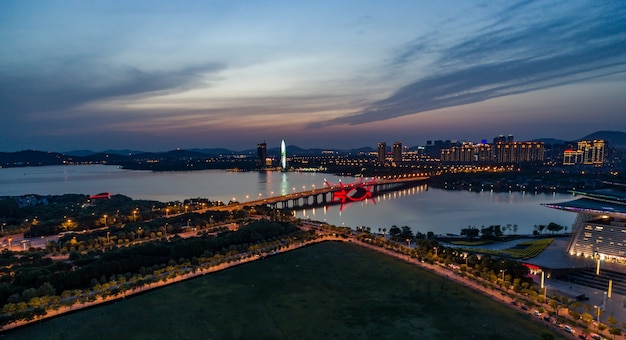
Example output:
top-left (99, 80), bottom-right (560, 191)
top-left (0, 220), bottom-right (306, 308)
top-left (356, 231), bottom-right (624, 339)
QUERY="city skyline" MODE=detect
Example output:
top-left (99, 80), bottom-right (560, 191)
top-left (1, 1), bottom-right (625, 152)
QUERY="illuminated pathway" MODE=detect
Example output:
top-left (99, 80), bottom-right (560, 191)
top-left (205, 176), bottom-right (429, 212)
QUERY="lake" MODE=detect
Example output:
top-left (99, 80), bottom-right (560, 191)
top-left (0, 165), bottom-right (576, 235)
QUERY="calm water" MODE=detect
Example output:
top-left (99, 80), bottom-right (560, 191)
top-left (0, 165), bottom-right (576, 235)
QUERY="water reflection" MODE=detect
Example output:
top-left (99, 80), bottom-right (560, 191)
top-left (294, 184), bottom-right (575, 236)
top-left (0, 165), bottom-right (576, 237)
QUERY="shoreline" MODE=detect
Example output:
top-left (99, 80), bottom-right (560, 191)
top-left (2, 227), bottom-right (623, 339)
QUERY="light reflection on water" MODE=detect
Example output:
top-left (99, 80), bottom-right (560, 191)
top-left (0, 165), bottom-right (576, 236)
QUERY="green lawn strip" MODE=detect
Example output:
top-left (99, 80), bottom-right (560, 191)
top-left (446, 239), bottom-right (494, 246)
top-left (5, 241), bottom-right (564, 340)
top-left (462, 238), bottom-right (554, 259)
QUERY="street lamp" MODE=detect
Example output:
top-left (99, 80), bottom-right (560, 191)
top-left (104, 214), bottom-right (107, 227)
top-left (133, 209), bottom-right (137, 222)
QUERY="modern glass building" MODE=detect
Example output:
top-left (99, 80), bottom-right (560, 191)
top-left (543, 183), bottom-right (626, 262)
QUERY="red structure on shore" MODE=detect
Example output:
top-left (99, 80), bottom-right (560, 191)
top-left (90, 192), bottom-right (110, 200)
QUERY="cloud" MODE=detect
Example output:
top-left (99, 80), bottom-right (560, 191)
top-left (313, 1), bottom-right (626, 127)
top-left (0, 60), bottom-right (225, 117)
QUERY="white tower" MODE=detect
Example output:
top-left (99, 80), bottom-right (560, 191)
top-left (280, 139), bottom-right (287, 171)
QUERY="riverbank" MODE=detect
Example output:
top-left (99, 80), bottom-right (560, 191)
top-left (4, 236), bottom-right (565, 340)
top-left (0, 234), bottom-right (605, 338)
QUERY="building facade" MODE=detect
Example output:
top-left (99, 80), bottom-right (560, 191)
top-left (392, 142), bottom-right (402, 163)
top-left (377, 142), bottom-right (386, 163)
top-left (543, 184), bottom-right (626, 262)
top-left (257, 142), bottom-right (267, 168)
top-left (563, 140), bottom-right (606, 166)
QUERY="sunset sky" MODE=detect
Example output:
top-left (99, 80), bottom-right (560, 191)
top-left (1, 1), bottom-right (625, 152)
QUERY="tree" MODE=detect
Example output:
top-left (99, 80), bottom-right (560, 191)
top-left (388, 225), bottom-right (401, 238)
top-left (399, 226), bottom-right (413, 239)
top-left (460, 226), bottom-right (479, 239)
top-left (513, 224), bottom-right (518, 235)
top-left (607, 315), bottom-right (617, 328)
top-left (38, 282), bottom-right (55, 297)
top-left (608, 327), bottom-right (621, 339)
top-left (581, 312), bottom-right (593, 325)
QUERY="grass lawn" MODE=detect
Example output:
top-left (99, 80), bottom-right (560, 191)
top-left (5, 241), bottom-right (564, 339)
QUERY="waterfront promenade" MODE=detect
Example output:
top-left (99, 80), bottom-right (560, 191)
top-left (3, 223), bottom-right (625, 339)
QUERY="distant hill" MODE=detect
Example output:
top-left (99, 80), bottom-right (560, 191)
top-left (3, 130), bottom-right (624, 168)
top-left (580, 131), bottom-right (626, 147)
top-left (531, 138), bottom-right (567, 145)
top-left (64, 149), bottom-right (98, 157)
top-left (531, 131), bottom-right (626, 147)
top-left (188, 148), bottom-right (242, 156)
top-left (0, 150), bottom-right (67, 167)
top-left (65, 149), bottom-right (147, 156)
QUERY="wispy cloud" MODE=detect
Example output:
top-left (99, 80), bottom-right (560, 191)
top-left (0, 61), bottom-right (225, 117)
top-left (314, 1), bottom-right (626, 127)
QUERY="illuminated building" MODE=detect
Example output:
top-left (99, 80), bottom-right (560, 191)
top-left (257, 142), bottom-right (267, 168)
top-left (392, 142), bottom-right (402, 163)
top-left (543, 183), bottom-right (626, 261)
top-left (440, 142), bottom-right (493, 163)
top-left (563, 140), bottom-right (606, 166)
top-left (377, 142), bottom-right (386, 163)
top-left (494, 141), bottom-right (544, 164)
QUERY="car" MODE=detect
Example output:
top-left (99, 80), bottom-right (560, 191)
top-left (521, 305), bottom-right (529, 311)
top-left (543, 316), bottom-right (551, 322)
top-left (564, 325), bottom-right (575, 334)
top-left (579, 335), bottom-right (588, 339)
top-left (533, 310), bottom-right (542, 317)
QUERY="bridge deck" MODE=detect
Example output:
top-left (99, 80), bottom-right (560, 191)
top-left (206, 176), bottom-right (429, 211)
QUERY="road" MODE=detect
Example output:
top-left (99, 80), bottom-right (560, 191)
top-left (1, 233), bottom-right (59, 251)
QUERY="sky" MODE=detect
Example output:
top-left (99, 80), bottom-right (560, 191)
top-left (1, 0), bottom-right (625, 152)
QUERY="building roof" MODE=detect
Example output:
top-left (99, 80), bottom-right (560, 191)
top-left (542, 197), bottom-right (626, 217)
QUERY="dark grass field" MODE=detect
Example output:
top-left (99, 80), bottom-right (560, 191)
top-left (4, 241), bottom-right (563, 339)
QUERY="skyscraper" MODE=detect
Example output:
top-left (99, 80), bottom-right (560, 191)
top-left (392, 142), bottom-right (402, 163)
top-left (377, 142), bottom-right (386, 164)
top-left (257, 142), bottom-right (267, 168)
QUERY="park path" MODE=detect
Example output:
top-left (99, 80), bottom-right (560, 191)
top-left (0, 233), bottom-right (342, 332)
top-left (2, 227), bottom-right (622, 339)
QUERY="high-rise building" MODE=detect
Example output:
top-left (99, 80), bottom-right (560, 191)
top-left (563, 140), bottom-right (606, 166)
top-left (440, 142), bottom-right (492, 163)
top-left (257, 142), bottom-right (267, 168)
top-left (494, 141), bottom-right (544, 164)
top-left (392, 142), bottom-right (402, 163)
top-left (377, 142), bottom-right (386, 163)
